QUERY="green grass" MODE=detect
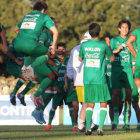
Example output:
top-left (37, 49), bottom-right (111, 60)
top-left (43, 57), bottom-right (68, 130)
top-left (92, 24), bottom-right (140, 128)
top-left (0, 125), bottom-right (140, 140)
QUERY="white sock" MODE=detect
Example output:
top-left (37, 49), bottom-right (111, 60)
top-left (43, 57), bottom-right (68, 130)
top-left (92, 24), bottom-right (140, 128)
top-left (78, 119), bottom-right (85, 129)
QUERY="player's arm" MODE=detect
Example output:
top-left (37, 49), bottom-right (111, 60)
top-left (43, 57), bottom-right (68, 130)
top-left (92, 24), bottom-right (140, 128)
top-left (49, 26), bottom-right (58, 55)
top-left (105, 43), bottom-right (114, 62)
top-left (7, 50), bottom-right (23, 66)
top-left (0, 28), bottom-right (8, 53)
top-left (112, 45), bottom-right (124, 54)
top-left (126, 36), bottom-right (136, 57)
top-left (64, 72), bottom-right (68, 92)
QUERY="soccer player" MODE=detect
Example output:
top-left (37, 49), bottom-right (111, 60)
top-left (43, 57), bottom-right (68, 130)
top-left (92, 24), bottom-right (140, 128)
top-left (110, 20), bottom-right (134, 130)
top-left (7, 40), bottom-right (36, 106)
top-left (79, 23), bottom-right (114, 136)
top-left (45, 43), bottom-right (77, 131)
top-left (67, 32), bottom-right (98, 132)
top-left (126, 28), bottom-right (140, 96)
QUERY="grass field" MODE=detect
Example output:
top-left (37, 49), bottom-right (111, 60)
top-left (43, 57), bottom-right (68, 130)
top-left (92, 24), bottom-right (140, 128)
top-left (0, 125), bottom-right (140, 140)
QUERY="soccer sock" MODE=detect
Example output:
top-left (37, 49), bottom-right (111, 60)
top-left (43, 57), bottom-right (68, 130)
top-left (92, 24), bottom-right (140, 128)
top-left (31, 55), bottom-right (48, 69)
top-left (78, 119), bottom-right (85, 129)
top-left (113, 104), bottom-right (119, 126)
top-left (48, 108), bottom-right (56, 125)
top-left (34, 78), bottom-right (51, 97)
top-left (123, 104), bottom-right (130, 125)
top-left (86, 107), bottom-right (93, 131)
top-left (69, 107), bottom-right (74, 127)
top-left (24, 56), bottom-right (33, 67)
top-left (20, 82), bottom-right (35, 96)
top-left (12, 79), bottom-right (25, 96)
top-left (99, 108), bottom-right (107, 131)
top-left (138, 87), bottom-right (140, 95)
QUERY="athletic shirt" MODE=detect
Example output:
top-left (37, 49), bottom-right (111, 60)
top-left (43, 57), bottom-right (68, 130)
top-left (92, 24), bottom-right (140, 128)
top-left (39, 30), bottom-right (53, 48)
top-left (17, 10), bottom-right (55, 40)
top-left (79, 39), bottom-right (112, 85)
top-left (57, 57), bottom-right (69, 88)
top-left (111, 36), bottom-right (134, 72)
top-left (130, 28), bottom-right (140, 67)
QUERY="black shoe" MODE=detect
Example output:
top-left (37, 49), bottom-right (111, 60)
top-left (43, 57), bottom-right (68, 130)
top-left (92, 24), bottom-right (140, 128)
top-left (97, 129), bottom-right (104, 136)
top-left (78, 127), bottom-right (85, 132)
top-left (10, 93), bottom-right (16, 105)
top-left (85, 130), bottom-right (92, 136)
top-left (17, 93), bottom-right (26, 106)
top-left (91, 124), bottom-right (98, 131)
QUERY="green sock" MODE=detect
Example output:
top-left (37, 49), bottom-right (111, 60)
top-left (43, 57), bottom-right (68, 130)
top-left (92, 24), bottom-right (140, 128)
top-left (113, 104), bottom-right (119, 126)
top-left (12, 79), bottom-right (25, 96)
top-left (123, 104), bottom-right (130, 125)
top-left (31, 55), bottom-right (48, 69)
top-left (86, 108), bottom-right (93, 131)
top-left (34, 78), bottom-right (51, 97)
top-left (24, 56), bottom-right (34, 67)
top-left (69, 107), bottom-right (74, 127)
top-left (99, 108), bottom-right (107, 130)
top-left (20, 82), bottom-right (35, 96)
top-left (48, 108), bottom-right (56, 125)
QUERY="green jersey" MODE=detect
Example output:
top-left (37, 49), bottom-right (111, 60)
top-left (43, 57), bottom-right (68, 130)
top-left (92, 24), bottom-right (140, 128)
top-left (17, 10), bottom-right (55, 40)
top-left (57, 57), bottom-right (69, 88)
top-left (39, 30), bottom-right (53, 48)
top-left (131, 28), bottom-right (140, 67)
top-left (79, 39), bottom-right (112, 84)
top-left (111, 36), bottom-right (134, 72)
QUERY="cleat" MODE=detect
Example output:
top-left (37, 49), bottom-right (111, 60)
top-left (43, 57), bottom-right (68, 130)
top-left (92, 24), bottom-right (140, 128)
top-left (45, 125), bottom-right (51, 131)
top-left (91, 124), bottom-right (98, 131)
top-left (85, 129), bottom-right (92, 135)
top-left (72, 126), bottom-right (78, 131)
top-left (17, 93), bottom-right (26, 106)
top-left (97, 129), bottom-right (104, 136)
top-left (122, 125), bottom-right (130, 130)
top-left (32, 109), bottom-right (43, 124)
top-left (40, 110), bottom-right (46, 124)
top-left (78, 127), bottom-right (85, 132)
top-left (10, 93), bottom-right (16, 105)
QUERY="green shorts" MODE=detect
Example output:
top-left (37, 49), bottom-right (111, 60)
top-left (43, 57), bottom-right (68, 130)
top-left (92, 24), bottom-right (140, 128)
top-left (14, 37), bottom-right (48, 57)
top-left (111, 71), bottom-right (133, 90)
top-left (6, 63), bottom-right (21, 78)
top-left (66, 79), bottom-right (78, 103)
top-left (52, 91), bottom-right (69, 106)
top-left (84, 84), bottom-right (111, 103)
top-left (135, 66), bottom-right (140, 79)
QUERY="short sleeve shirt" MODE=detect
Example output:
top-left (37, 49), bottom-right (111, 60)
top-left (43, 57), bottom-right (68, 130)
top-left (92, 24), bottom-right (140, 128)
top-left (17, 10), bottom-right (55, 40)
top-left (111, 36), bottom-right (133, 72)
top-left (79, 39), bottom-right (113, 85)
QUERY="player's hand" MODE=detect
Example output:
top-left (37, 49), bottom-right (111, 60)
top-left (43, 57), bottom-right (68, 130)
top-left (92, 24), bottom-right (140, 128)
top-left (47, 58), bottom-right (57, 67)
top-left (117, 45), bottom-right (124, 52)
top-left (49, 45), bottom-right (55, 55)
top-left (15, 59), bottom-right (24, 66)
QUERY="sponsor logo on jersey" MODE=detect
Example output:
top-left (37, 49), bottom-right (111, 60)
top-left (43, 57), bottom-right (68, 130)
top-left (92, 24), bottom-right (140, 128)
top-left (85, 53), bottom-right (99, 59)
top-left (86, 59), bottom-right (100, 68)
top-left (21, 22), bottom-right (36, 29)
top-left (85, 47), bottom-right (101, 52)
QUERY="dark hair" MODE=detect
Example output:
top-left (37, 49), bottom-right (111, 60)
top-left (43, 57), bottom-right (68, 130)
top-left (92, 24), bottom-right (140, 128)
top-left (57, 42), bottom-right (66, 49)
top-left (89, 23), bottom-right (101, 37)
top-left (33, 1), bottom-right (48, 12)
top-left (118, 20), bottom-right (131, 30)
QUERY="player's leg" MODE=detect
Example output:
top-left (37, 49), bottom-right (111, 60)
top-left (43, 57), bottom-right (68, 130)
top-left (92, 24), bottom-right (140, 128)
top-left (10, 78), bottom-right (25, 105)
top-left (97, 102), bottom-right (107, 136)
top-left (17, 82), bottom-right (36, 106)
